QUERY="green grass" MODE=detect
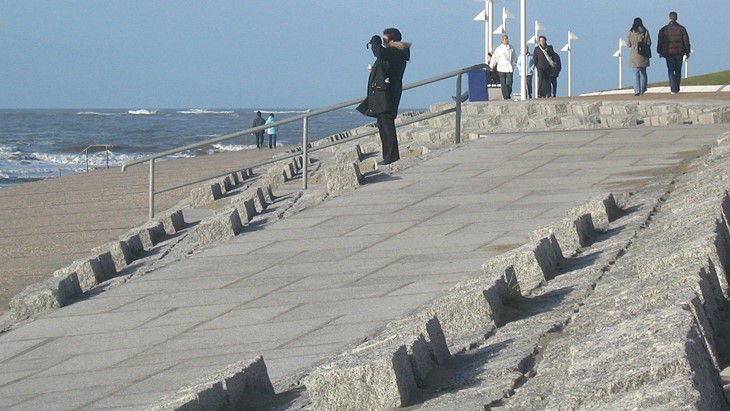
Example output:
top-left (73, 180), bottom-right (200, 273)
top-left (648, 69), bottom-right (730, 87)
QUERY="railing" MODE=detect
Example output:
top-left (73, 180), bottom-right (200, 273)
top-left (122, 63), bottom-right (488, 219)
top-left (59, 144), bottom-right (114, 176)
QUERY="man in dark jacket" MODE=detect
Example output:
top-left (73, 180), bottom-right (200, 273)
top-left (533, 36), bottom-right (557, 98)
top-left (549, 53), bottom-right (562, 98)
top-left (251, 111), bottom-right (266, 149)
top-left (358, 27), bottom-right (411, 165)
top-left (657, 11), bottom-right (690, 94)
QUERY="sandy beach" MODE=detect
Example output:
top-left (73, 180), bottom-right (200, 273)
top-left (0, 147), bottom-right (291, 314)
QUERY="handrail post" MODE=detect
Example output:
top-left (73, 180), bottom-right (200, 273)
top-left (455, 73), bottom-right (463, 144)
top-left (149, 159), bottom-right (155, 220)
top-left (85, 149), bottom-right (90, 172)
top-left (106, 146), bottom-right (109, 169)
top-left (302, 117), bottom-right (309, 189)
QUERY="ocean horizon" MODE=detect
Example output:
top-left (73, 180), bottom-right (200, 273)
top-left (0, 107), bottom-right (411, 187)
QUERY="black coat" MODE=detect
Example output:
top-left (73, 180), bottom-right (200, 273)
top-left (357, 36), bottom-right (411, 117)
top-left (534, 44), bottom-right (557, 71)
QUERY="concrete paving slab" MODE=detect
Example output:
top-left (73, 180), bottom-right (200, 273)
top-left (1, 111), bottom-right (729, 409)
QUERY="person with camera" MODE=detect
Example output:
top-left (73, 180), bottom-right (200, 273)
top-left (356, 28), bottom-right (411, 165)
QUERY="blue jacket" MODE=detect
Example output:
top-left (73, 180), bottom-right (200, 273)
top-left (265, 116), bottom-right (277, 134)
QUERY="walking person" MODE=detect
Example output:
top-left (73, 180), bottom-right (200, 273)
top-left (657, 11), bottom-right (690, 94)
top-left (251, 111), bottom-right (265, 149)
top-left (517, 46), bottom-right (534, 99)
top-left (489, 35), bottom-right (517, 100)
top-left (533, 36), bottom-right (557, 98)
top-left (356, 27), bottom-right (411, 165)
top-left (627, 17), bottom-right (651, 96)
top-left (264, 113), bottom-right (277, 149)
top-left (549, 53), bottom-right (561, 97)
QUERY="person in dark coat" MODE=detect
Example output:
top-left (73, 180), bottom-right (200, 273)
top-left (356, 27), bottom-right (411, 165)
top-left (657, 11), bottom-right (690, 94)
top-left (533, 35), bottom-right (557, 98)
top-left (549, 53), bottom-right (561, 98)
top-left (251, 111), bottom-right (265, 149)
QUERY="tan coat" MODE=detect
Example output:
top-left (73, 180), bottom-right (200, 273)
top-left (627, 28), bottom-right (651, 68)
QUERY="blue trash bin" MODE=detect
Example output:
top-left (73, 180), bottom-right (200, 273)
top-left (468, 69), bottom-right (489, 102)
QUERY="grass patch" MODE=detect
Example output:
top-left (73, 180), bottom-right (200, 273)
top-left (648, 69), bottom-right (730, 88)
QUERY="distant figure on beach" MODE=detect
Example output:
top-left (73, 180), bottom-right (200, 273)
top-left (627, 17), bottom-right (652, 96)
top-left (251, 111), bottom-right (265, 149)
top-left (489, 35), bottom-right (517, 100)
top-left (356, 27), bottom-right (411, 165)
top-left (517, 46), bottom-right (534, 99)
top-left (657, 11), bottom-right (690, 94)
top-left (265, 113), bottom-right (277, 149)
top-left (533, 36), bottom-right (557, 98)
top-left (549, 52), bottom-right (561, 98)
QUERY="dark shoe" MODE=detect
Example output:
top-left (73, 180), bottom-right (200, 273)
top-left (634, 93), bottom-right (640, 96)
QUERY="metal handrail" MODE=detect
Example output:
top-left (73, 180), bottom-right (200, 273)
top-left (59, 144), bottom-right (113, 176)
top-left (122, 63), bottom-right (488, 219)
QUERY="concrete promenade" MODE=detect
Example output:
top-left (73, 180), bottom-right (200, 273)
top-left (1, 94), bottom-right (730, 409)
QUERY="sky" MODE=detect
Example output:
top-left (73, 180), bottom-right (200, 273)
top-left (1, 1), bottom-right (727, 109)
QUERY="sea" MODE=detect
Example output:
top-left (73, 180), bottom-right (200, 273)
top-left (0, 108), bottom-right (378, 188)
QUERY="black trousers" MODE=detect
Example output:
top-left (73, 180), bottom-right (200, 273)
top-left (376, 112), bottom-right (400, 164)
top-left (537, 68), bottom-right (551, 98)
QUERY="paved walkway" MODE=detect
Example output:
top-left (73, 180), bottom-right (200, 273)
top-left (1, 121), bottom-right (729, 409)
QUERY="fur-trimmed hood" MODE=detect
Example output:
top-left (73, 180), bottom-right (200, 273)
top-left (389, 41), bottom-right (412, 51)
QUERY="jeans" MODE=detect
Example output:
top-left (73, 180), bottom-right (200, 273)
top-left (267, 133), bottom-right (276, 149)
top-left (633, 67), bottom-right (648, 95)
top-left (525, 74), bottom-right (533, 98)
top-left (255, 132), bottom-right (264, 148)
top-left (665, 55), bottom-right (683, 93)
top-left (498, 71), bottom-right (514, 100)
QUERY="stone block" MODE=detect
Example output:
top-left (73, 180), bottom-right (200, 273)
top-left (568, 102), bottom-right (602, 116)
top-left (92, 250), bottom-right (117, 280)
top-left (530, 214), bottom-right (595, 256)
top-left (306, 345), bottom-right (416, 411)
top-left (599, 103), bottom-right (638, 115)
top-left (92, 240), bottom-right (133, 272)
top-left (54, 256), bottom-right (104, 292)
top-left (325, 162), bottom-right (363, 193)
top-left (566, 193), bottom-right (620, 230)
top-left (698, 111), bottom-right (729, 125)
top-left (335, 147), bottom-right (362, 164)
top-left (10, 272), bottom-right (82, 320)
top-left (195, 207), bottom-right (243, 245)
top-left (528, 115), bottom-right (562, 129)
top-left (599, 114), bottom-right (639, 128)
top-left (190, 181), bottom-right (223, 206)
top-left (130, 221), bottom-right (166, 251)
top-left (560, 115), bottom-right (599, 128)
top-left (481, 237), bottom-right (561, 293)
top-left (253, 187), bottom-right (268, 212)
top-left (421, 272), bottom-right (508, 342)
top-left (498, 115), bottom-right (528, 129)
top-left (233, 198), bottom-right (257, 223)
top-left (155, 209), bottom-right (186, 235)
top-left (119, 233), bottom-right (145, 259)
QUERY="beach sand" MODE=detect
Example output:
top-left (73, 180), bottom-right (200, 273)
top-left (0, 146), bottom-right (291, 314)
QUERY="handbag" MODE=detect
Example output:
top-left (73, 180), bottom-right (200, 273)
top-left (637, 31), bottom-right (651, 58)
